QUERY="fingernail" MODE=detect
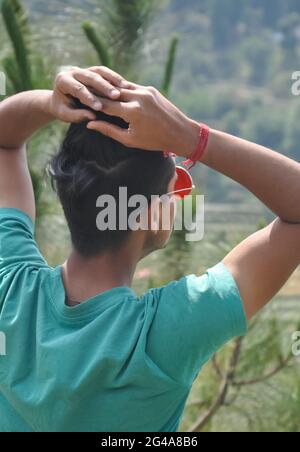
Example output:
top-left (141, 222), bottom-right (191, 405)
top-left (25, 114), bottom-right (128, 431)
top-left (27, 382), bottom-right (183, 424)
top-left (93, 101), bottom-right (102, 110)
top-left (111, 89), bottom-right (120, 98)
top-left (120, 80), bottom-right (130, 88)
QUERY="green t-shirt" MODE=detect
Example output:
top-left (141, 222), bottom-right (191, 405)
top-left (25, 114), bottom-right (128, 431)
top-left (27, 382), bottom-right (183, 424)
top-left (0, 208), bottom-right (247, 432)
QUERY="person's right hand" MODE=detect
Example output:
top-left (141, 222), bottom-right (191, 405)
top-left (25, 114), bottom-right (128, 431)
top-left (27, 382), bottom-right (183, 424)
top-left (49, 66), bottom-right (130, 123)
top-left (87, 84), bottom-right (200, 158)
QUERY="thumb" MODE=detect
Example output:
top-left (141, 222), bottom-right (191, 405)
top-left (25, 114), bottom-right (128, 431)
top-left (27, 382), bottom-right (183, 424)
top-left (87, 120), bottom-right (130, 145)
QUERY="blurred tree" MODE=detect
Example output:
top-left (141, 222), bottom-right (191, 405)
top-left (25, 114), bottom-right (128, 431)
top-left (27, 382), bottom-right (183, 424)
top-left (242, 106), bottom-right (285, 151)
top-left (162, 193), bottom-right (201, 281)
top-left (239, 35), bottom-right (272, 86)
top-left (278, 13), bottom-right (300, 62)
top-left (256, 0), bottom-right (283, 27)
top-left (222, 111), bottom-right (242, 137)
top-left (82, 0), bottom-right (179, 94)
top-left (0, 0), bottom-right (58, 228)
top-left (82, 0), bottom-right (157, 77)
top-left (1, 0), bottom-right (32, 92)
top-left (161, 35), bottom-right (178, 96)
top-left (208, 0), bottom-right (242, 49)
top-left (81, 20), bottom-right (112, 68)
top-left (185, 318), bottom-right (295, 432)
top-left (1, 0), bottom-right (52, 93)
top-left (179, 230), bottom-right (299, 432)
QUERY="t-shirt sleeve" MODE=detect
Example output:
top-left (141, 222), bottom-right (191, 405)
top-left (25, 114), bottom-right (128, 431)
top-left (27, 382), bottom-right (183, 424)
top-left (146, 262), bottom-right (248, 386)
top-left (0, 208), bottom-right (48, 288)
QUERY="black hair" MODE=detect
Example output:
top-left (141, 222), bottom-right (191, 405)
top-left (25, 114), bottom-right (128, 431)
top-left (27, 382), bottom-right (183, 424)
top-left (50, 104), bottom-right (175, 257)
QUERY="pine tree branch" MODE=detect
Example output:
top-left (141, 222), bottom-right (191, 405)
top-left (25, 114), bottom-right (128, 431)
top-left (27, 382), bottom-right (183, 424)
top-left (161, 35), bottom-right (179, 96)
top-left (1, 0), bottom-right (32, 91)
top-left (212, 354), bottom-right (224, 379)
top-left (232, 354), bottom-right (292, 387)
top-left (188, 337), bottom-right (244, 432)
top-left (82, 21), bottom-right (112, 68)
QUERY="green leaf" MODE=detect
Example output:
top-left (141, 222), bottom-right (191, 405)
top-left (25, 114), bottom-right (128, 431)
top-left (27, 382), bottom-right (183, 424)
top-left (82, 20), bottom-right (112, 68)
top-left (161, 35), bottom-right (179, 96)
top-left (1, 0), bottom-right (32, 90)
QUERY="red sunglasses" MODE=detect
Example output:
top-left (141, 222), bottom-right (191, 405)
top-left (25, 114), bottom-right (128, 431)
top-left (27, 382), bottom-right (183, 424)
top-left (166, 166), bottom-right (195, 199)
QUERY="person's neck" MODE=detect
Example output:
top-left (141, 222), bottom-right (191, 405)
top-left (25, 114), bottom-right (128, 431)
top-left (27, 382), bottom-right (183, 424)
top-left (61, 246), bottom-right (140, 304)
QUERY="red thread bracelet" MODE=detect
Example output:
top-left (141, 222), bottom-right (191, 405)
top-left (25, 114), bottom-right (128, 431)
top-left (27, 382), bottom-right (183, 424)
top-left (182, 123), bottom-right (210, 169)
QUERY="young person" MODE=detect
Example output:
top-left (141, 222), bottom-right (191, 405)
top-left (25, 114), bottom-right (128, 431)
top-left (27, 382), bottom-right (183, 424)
top-left (0, 66), bottom-right (299, 432)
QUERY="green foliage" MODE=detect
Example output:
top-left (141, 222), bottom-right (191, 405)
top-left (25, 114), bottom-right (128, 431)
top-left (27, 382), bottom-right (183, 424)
top-left (0, 0), bottom-right (56, 226)
top-left (238, 35), bottom-right (272, 85)
top-left (242, 106), bottom-right (285, 150)
top-left (161, 35), bottom-right (178, 96)
top-left (82, 0), bottom-right (159, 77)
top-left (104, 0), bottom-right (157, 73)
top-left (81, 0), bottom-right (178, 91)
top-left (1, 0), bottom-right (32, 90)
top-left (1, 0), bottom-right (52, 93)
top-left (256, 218), bottom-right (267, 231)
top-left (164, 228), bottom-right (191, 281)
top-left (279, 13), bottom-right (300, 55)
top-left (163, 195), bottom-right (199, 280)
top-left (208, 0), bottom-right (241, 49)
top-left (82, 21), bottom-right (112, 68)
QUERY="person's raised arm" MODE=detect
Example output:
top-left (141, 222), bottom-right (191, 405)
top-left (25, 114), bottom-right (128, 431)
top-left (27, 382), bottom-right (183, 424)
top-left (201, 130), bottom-right (300, 224)
top-left (88, 85), bottom-right (300, 224)
top-left (88, 84), bottom-right (300, 320)
top-left (0, 66), bottom-right (126, 221)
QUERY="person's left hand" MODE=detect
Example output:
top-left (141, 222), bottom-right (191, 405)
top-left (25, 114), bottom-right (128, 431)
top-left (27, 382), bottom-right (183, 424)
top-left (87, 83), bottom-right (199, 157)
top-left (49, 66), bottom-right (129, 123)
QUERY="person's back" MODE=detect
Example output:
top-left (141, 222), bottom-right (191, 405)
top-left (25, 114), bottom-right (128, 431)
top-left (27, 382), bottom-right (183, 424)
top-left (0, 232), bottom-right (186, 432)
top-left (0, 209), bottom-right (246, 432)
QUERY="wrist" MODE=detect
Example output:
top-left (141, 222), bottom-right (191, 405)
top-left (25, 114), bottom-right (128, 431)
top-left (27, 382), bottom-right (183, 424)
top-left (200, 128), bottom-right (219, 165)
top-left (38, 90), bottom-right (55, 119)
top-left (167, 117), bottom-right (200, 158)
top-left (181, 118), bottom-right (201, 158)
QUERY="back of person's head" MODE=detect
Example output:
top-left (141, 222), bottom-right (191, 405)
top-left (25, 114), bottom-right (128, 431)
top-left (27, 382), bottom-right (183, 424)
top-left (50, 103), bottom-right (175, 257)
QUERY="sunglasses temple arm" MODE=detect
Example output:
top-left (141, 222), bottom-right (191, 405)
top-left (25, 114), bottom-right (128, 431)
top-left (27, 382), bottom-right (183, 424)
top-left (166, 185), bottom-right (196, 196)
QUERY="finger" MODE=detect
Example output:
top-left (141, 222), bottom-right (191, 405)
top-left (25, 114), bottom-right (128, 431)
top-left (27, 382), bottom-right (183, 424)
top-left (123, 82), bottom-right (141, 90)
top-left (74, 69), bottom-right (121, 99)
top-left (58, 77), bottom-right (104, 111)
top-left (88, 66), bottom-right (131, 89)
top-left (87, 121), bottom-right (130, 146)
top-left (119, 88), bottom-right (142, 102)
top-left (99, 98), bottom-right (131, 120)
top-left (70, 109), bottom-right (97, 123)
top-left (59, 105), bottom-right (97, 123)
